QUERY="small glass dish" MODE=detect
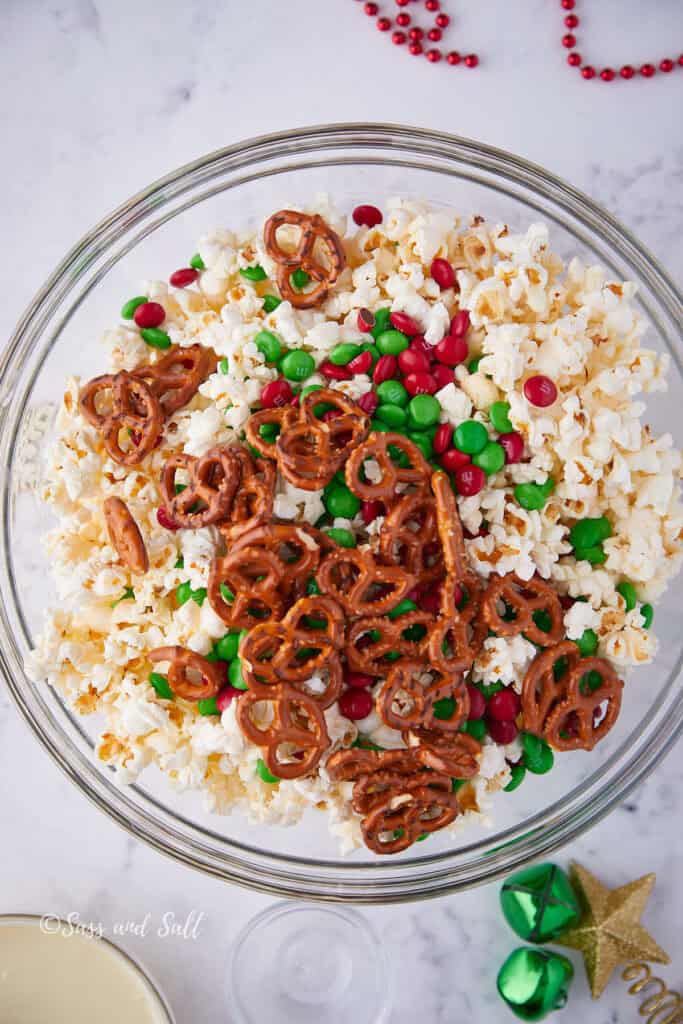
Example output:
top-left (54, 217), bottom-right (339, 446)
top-left (1, 124), bottom-right (681, 902)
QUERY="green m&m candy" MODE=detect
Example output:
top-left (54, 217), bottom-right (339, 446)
top-left (256, 758), bottom-right (280, 783)
top-left (254, 330), bottom-right (282, 363)
top-left (473, 440), bottom-right (505, 475)
top-left (407, 394), bottom-right (440, 429)
top-left (489, 400), bottom-right (513, 433)
top-left (500, 863), bottom-right (580, 943)
top-left (329, 342), bottom-right (362, 365)
top-left (569, 516), bottom-right (611, 550)
top-left (280, 349), bottom-right (315, 381)
top-left (497, 948), bottom-right (574, 1021)
top-left (453, 419), bottom-right (488, 455)
top-left (376, 329), bottom-right (409, 356)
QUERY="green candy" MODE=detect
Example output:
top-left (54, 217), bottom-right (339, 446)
top-left (259, 422), bottom-right (279, 442)
top-left (149, 672), bottom-right (173, 700)
top-left (280, 349), bottom-right (315, 381)
top-left (214, 632), bottom-right (240, 662)
top-left (370, 419), bottom-right (391, 433)
top-left (387, 599), bottom-right (418, 620)
top-left (325, 528), bottom-right (357, 548)
top-left (255, 330), bottom-right (282, 363)
top-left (376, 329), bottom-right (409, 356)
top-left (228, 659), bottom-right (248, 690)
top-left (174, 556), bottom-right (184, 569)
top-left (191, 587), bottom-right (207, 606)
top-left (433, 696), bottom-right (456, 721)
top-left (409, 432), bottom-right (433, 460)
top-left (376, 379), bottom-right (409, 407)
top-left (301, 383), bottom-right (324, 399)
top-left (218, 357), bottom-right (229, 374)
top-left (497, 948), bottom-right (574, 1021)
top-left (329, 342), bottom-right (362, 366)
top-left (462, 718), bottom-right (487, 741)
top-left (407, 394), bottom-right (440, 429)
top-left (473, 440), bottom-right (505, 475)
top-left (360, 342), bottom-right (380, 366)
top-left (514, 478), bottom-right (555, 511)
top-left (574, 544), bottom-right (607, 565)
top-left (376, 403), bottom-right (407, 429)
top-left (370, 307), bottom-right (392, 339)
top-left (504, 764), bottom-right (526, 792)
top-left (256, 758), bottom-right (280, 783)
top-left (323, 484), bottom-right (360, 519)
top-left (197, 697), bottom-right (219, 716)
top-left (121, 295), bottom-right (147, 320)
top-left (291, 268), bottom-right (310, 289)
top-left (451, 778), bottom-right (469, 793)
top-left (575, 628), bottom-right (598, 656)
top-left (467, 356), bottom-right (482, 374)
top-left (569, 516), bottom-right (612, 550)
top-left (616, 580), bottom-right (637, 611)
top-left (641, 603), bottom-right (654, 629)
top-left (453, 419), bottom-right (489, 455)
top-left (500, 863), bottom-right (580, 944)
top-left (520, 733), bottom-right (554, 775)
top-left (475, 680), bottom-right (505, 699)
top-left (306, 576), bottom-right (321, 596)
top-left (175, 581), bottom-right (193, 606)
top-left (140, 327), bottom-right (172, 350)
top-left (239, 265), bottom-right (267, 282)
top-left (110, 587), bottom-right (134, 608)
top-left (220, 584), bottom-right (235, 606)
top-left (189, 253), bottom-right (205, 271)
top-left (262, 294), bottom-right (282, 313)
top-left (489, 400), bottom-right (513, 433)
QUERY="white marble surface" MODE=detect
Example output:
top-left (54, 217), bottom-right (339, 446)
top-left (2, 1), bottom-right (683, 1021)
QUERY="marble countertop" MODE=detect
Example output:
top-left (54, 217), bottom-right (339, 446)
top-left (2, 1), bottom-right (682, 1021)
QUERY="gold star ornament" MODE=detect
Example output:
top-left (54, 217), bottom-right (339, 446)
top-left (555, 861), bottom-right (669, 998)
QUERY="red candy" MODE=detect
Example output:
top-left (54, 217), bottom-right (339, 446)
top-left (358, 390), bottom-right (379, 416)
top-left (430, 258), bottom-right (456, 290)
top-left (434, 333), bottom-right (468, 367)
top-left (466, 684), bottom-right (486, 720)
top-left (260, 379), bottom-right (294, 408)
top-left (417, 586), bottom-right (442, 614)
top-left (216, 686), bottom-right (239, 713)
top-left (487, 689), bottom-right (521, 722)
top-left (389, 311), bottom-right (419, 336)
top-left (357, 308), bottom-right (376, 333)
top-left (524, 375), bottom-right (558, 408)
top-left (454, 464), bottom-right (486, 496)
top-left (439, 448), bottom-right (471, 473)
top-left (348, 350), bottom-right (373, 375)
top-left (431, 364), bottom-right (455, 390)
top-left (498, 431), bottom-right (524, 464)
top-left (487, 718), bottom-right (518, 744)
top-left (352, 205), bottom-right (383, 228)
top-left (450, 309), bottom-right (470, 338)
top-left (409, 335), bottom-right (434, 362)
top-left (373, 354), bottom-right (398, 385)
top-left (320, 360), bottom-right (353, 381)
top-left (339, 688), bottom-right (374, 721)
top-left (345, 672), bottom-right (375, 689)
top-left (361, 499), bottom-right (383, 525)
top-left (157, 506), bottom-right (180, 532)
top-left (134, 301), bottom-right (165, 329)
top-left (433, 423), bottom-right (454, 454)
top-left (398, 347), bottom-right (431, 375)
top-left (404, 372), bottom-right (437, 396)
top-left (169, 268), bottom-right (199, 288)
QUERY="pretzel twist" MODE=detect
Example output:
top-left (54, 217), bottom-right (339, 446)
top-left (317, 546), bottom-right (417, 617)
top-left (379, 492), bottom-right (442, 581)
top-left (79, 371), bottom-right (163, 465)
top-left (375, 660), bottom-right (470, 733)
top-left (132, 344), bottom-right (217, 416)
top-left (208, 547), bottom-right (287, 629)
top-left (228, 523), bottom-right (324, 601)
top-left (325, 747), bottom-right (421, 782)
top-left (219, 448), bottom-right (275, 537)
top-left (149, 646), bottom-right (226, 701)
top-left (345, 432), bottom-right (432, 502)
top-left (159, 446), bottom-right (242, 529)
top-left (245, 405), bottom-right (299, 461)
top-left (481, 572), bottom-right (564, 646)
top-left (263, 210), bottom-right (346, 309)
top-left (361, 779), bottom-right (460, 854)
top-left (103, 497), bottom-right (149, 574)
top-left (404, 728), bottom-right (482, 779)
top-left (235, 683), bottom-right (330, 779)
top-left (344, 612), bottom-right (433, 675)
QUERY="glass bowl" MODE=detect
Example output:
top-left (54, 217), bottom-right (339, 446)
top-left (1, 124), bottom-right (681, 902)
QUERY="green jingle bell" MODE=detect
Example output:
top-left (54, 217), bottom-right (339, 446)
top-left (497, 948), bottom-right (574, 1021)
top-left (500, 863), bottom-right (580, 943)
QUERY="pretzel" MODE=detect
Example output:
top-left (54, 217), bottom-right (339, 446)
top-left (317, 547), bottom-right (417, 617)
top-left (79, 371), bottom-right (163, 465)
top-left (245, 405), bottom-right (298, 460)
top-left (481, 572), bottom-right (564, 646)
top-left (522, 643), bottom-right (623, 751)
top-left (378, 492), bottom-right (442, 581)
top-left (235, 683), bottom-right (330, 779)
top-left (103, 497), bottom-right (148, 574)
top-left (159, 446), bottom-right (242, 529)
top-left (208, 547), bottom-right (287, 628)
top-left (219, 447), bottom-right (275, 537)
top-left (361, 778), bottom-right (459, 854)
top-left (404, 728), bottom-right (481, 779)
top-left (149, 646), bottom-right (225, 701)
top-left (350, 768), bottom-right (451, 815)
top-left (344, 612), bottom-right (433, 675)
top-left (345, 432), bottom-right (432, 502)
top-left (375, 660), bottom-right (470, 733)
top-left (228, 523), bottom-right (324, 600)
top-left (263, 210), bottom-right (346, 309)
top-left (326, 747), bottom-right (421, 782)
top-left (131, 344), bottom-right (217, 416)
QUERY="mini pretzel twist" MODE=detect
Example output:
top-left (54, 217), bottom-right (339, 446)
top-left (345, 432), bottom-right (432, 502)
top-left (520, 640), bottom-right (581, 735)
top-left (132, 344), bottom-right (217, 416)
top-left (403, 728), bottom-right (482, 779)
top-left (219, 447), bottom-right (275, 537)
top-left (379, 492), bottom-right (442, 581)
top-left (263, 210), bottom-right (346, 309)
top-left (208, 547), bottom-right (287, 629)
top-left (149, 646), bottom-right (226, 701)
top-left (344, 612), bottom-right (433, 676)
top-left (235, 683), bottom-right (330, 779)
top-left (317, 547), bottom-right (417, 617)
top-left (245, 405), bottom-right (299, 461)
top-left (228, 523), bottom-right (324, 601)
top-left (350, 768), bottom-right (452, 815)
top-left (103, 497), bottom-right (148, 574)
top-left (481, 572), bottom-right (564, 646)
top-left (79, 371), bottom-right (163, 465)
top-left (159, 446), bottom-right (242, 529)
top-left (325, 747), bottom-right (421, 782)
top-left (361, 778), bottom-right (460, 855)
top-left (375, 660), bottom-right (470, 733)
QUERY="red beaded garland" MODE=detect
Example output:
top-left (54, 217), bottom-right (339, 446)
top-left (392, 30), bottom-right (406, 44)
top-left (581, 65), bottom-right (595, 79)
top-left (425, 0), bottom-right (440, 9)
top-left (600, 67), bottom-right (615, 81)
top-left (363, 1), bottom-right (378, 14)
top-left (395, 0), bottom-right (410, 5)
top-left (564, 13), bottom-right (578, 28)
top-left (660, 58), bottom-right (674, 72)
top-left (640, 63), bottom-right (656, 77)
top-left (567, 52), bottom-right (581, 67)
top-left (446, 50), bottom-right (461, 65)
top-left (377, 16), bottom-right (391, 30)
top-left (561, 0), bottom-right (575, 8)
top-left (427, 27), bottom-right (442, 42)
top-left (409, 42), bottom-right (423, 55)
top-left (426, 48), bottom-right (442, 62)
top-left (408, 26), bottom-right (424, 40)
top-left (396, 12), bottom-right (410, 26)
top-left (464, 53), bottom-right (479, 67)
top-left (435, 12), bottom-right (450, 28)
top-left (620, 65), bottom-right (635, 79)
top-left (562, 33), bottom-right (576, 48)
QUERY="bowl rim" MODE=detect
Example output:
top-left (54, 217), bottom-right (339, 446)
top-left (1, 122), bottom-right (682, 902)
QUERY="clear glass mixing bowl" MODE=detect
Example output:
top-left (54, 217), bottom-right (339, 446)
top-left (1, 124), bottom-right (681, 902)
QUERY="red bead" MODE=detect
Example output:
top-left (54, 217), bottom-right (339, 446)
top-left (567, 52), bottom-right (581, 67)
top-left (450, 309), bottom-right (470, 338)
top-left (434, 333), bottom-right (468, 366)
top-left (360, 499), bottom-right (383, 524)
top-left (431, 363), bottom-right (455, 390)
top-left (427, 27), bottom-right (442, 42)
top-left (409, 42), bottom-right (423, 55)
top-left (560, 0), bottom-right (575, 8)
top-left (417, 586), bottom-right (442, 614)
top-left (447, 51), bottom-right (461, 65)
top-left (660, 58), bottom-right (674, 73)
top-left (404, 372), bottom-right (438, 396)
top-left (261, 379), bottom-right (293, 408)
top-left (345, 671), bottom-right (376, 689)
top-left (216, 686), bottom-right (239, 713)
top-left (373, 354), bottom-right (398, 385)
top-left (425, 0), bottom-right (439, 9)
top-left (409, 335), bottom-right (434, 362)
top-left (562, 33), bottom-right (576, 48)
top-left (169, 267), bottom-right (199, 288)
top-left (435, 12), bottom-right (449, 28)
top-left (440, 448), bottom-right (471, 473)
top-left (581, 65), bottom-right (595, 79)
top-left (600, 68), bottom-right (615, 82)
top-left (357, 307), bottom-right (376, 333)
top-left (396, 12), bottom-right (410, 26)
top-left (377, 16), bottom-right (391, 31)
top-left (408, 26), bottom-right (424, 41)
top-left (640, 63), bottom-right (656, 77)
top-left (498, 431), bottom-right (525, 464)
top-left (487, 718), bottom-right (518, 744)
top-left (392, 30), bottom-right (407, 44)
top-left (620, 64), bottom-right (635, 79)
top-left (363, 1), bottom-right (378, 14)
top-left (433, 423), bottom-right (454, 454)
top-left (464, 53), bottom-right (479, 68)
top-left (320, 360), bottom-right (352, 381)
top-left (398, 347), bottom-right (431, 375)
top-left (679, 55), bottom-right (683, 66)
top-left (524, 375), bottom-right (558, 408)
top-left (156, 506), bottom-right (179, 531)
top-left (348, 350), bottom-right (373, 375)
top-left (134, 301), bottom-right (165, 329)
top-left (564, 13), bottom-right (578, 28)
top-left (358, 390), bottom-right (379, 416)
top-left (389, 311), bottom-right (419, 335)
top-left (353, 204), bottom-right (383, 228)
top-left (454, 464), bottom-right (486, 496)
top-left (466, 684), bottom-right (486, 720)
top-left (426, 48), bottom-right (442, 63)
top-left (488, 688), bottom-right (521, 722)
top-left (430, 257), bottom-right (455, 289)
top-left (339, 688), bottom-right (373, 721)
top-left (395, 0), bottom-right (410, 5)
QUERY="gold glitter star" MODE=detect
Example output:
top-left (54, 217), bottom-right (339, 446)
top-left (554, 862), bottom-right (669, 998)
